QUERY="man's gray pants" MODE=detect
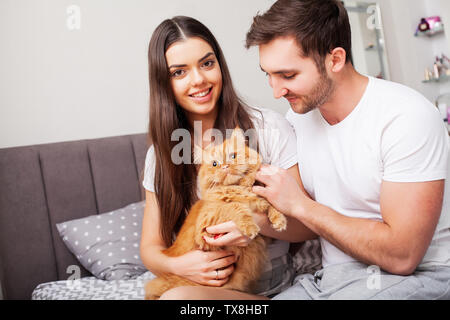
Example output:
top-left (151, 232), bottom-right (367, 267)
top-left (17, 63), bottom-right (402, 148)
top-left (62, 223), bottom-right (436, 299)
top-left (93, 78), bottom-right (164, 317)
top-left (272, 261), bottom-right (450, 300)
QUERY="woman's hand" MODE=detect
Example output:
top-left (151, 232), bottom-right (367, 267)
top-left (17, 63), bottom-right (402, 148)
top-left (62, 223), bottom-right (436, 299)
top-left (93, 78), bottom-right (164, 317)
top-left (203, 221), bottom-right (253, 247)
top-left (170, 249), bottom-right (237, 286)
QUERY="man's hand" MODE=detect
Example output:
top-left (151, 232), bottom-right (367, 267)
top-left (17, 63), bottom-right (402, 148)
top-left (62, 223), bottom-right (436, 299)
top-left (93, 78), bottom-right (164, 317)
top-left (252, 164), bottom-right (309, 218)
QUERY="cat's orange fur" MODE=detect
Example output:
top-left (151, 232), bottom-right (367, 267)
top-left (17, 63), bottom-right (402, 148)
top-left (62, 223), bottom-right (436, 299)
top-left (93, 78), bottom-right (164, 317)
top-left (144, 128), bottom-right (287, 300)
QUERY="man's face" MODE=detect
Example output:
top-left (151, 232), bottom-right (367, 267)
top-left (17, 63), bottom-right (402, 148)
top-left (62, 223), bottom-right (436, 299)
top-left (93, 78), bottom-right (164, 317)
top-left (259, 36), bottom-right (334, 114)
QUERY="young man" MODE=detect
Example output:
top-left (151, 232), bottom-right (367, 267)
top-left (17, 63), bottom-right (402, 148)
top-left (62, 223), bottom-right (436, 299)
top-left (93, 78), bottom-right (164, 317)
top-left (247, 0), bottom-right (450, 299)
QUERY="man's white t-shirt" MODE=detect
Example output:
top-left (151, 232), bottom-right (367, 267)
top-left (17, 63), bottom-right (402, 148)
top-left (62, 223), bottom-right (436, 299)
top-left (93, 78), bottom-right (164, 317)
top-left (143, 107), bottom-right (298, 260)
top-left (286, 76), bottom-right (450, 269)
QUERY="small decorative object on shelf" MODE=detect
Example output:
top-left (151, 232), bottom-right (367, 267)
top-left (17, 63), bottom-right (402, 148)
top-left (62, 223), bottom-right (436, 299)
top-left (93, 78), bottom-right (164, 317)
top-left (435, 93), bottom-right (450, 134)
top-left (414, 16), bottom-right (444, 37)
top-left (423, 74), bottom-right (450, 83)
top-left (423, 54), bottom-right (450, 83)
top-left (365, 43), bottom-right (376, 51)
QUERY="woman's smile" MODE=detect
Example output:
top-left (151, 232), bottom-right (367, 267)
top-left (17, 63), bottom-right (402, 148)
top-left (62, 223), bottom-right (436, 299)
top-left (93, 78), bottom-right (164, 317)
top-left (189, 86), bottom-right (213, 103)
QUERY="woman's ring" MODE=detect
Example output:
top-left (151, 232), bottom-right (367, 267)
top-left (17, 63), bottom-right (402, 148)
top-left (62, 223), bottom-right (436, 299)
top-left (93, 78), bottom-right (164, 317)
top-left (215, 269), bottom-right (219, 280)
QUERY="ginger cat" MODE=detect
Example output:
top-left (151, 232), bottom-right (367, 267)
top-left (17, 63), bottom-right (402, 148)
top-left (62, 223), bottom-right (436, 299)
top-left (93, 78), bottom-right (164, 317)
top-left (144, 128), bottom-right (287, 300)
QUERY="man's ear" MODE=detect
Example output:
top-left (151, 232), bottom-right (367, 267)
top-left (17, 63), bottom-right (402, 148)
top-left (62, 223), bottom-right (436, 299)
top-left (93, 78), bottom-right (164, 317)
top-left (328, 47), bottom-right (347, 73)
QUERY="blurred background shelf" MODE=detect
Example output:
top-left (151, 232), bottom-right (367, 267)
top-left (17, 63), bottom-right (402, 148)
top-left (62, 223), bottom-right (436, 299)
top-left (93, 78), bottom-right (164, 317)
top-left (423, 73), bottom-right (450, 83)
top-left (415, 25), bottom-right (445, 37)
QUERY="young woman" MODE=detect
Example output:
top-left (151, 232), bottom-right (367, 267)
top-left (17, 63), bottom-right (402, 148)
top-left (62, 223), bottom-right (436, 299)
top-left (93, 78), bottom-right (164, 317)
top-left (139, 16), bottom-right (316, 300)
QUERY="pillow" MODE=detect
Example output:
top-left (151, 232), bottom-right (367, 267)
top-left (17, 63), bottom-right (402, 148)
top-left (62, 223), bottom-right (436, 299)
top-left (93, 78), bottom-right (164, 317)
top-left (56, 201), bottom-right (148, 280)
top-left (291, 239), bottom-right (322, 275)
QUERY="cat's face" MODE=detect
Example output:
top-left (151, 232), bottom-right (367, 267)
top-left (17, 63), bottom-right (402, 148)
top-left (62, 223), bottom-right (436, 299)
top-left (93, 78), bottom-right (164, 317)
top-left (197, 128), bottom-right (261, 191)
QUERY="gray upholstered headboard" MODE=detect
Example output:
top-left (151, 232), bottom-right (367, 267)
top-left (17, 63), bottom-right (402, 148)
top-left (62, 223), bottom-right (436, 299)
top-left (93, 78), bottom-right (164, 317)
top-left (0, 133), bottom-right (150, 299)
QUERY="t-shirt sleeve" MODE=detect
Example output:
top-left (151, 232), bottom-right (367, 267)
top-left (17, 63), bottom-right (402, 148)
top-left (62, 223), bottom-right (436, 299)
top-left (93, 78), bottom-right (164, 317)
top-left (261, 109), bottom-right (298, 169)
top-left (381, 106), bottom-right (449, 182)
top-left (142, 145), bottom-right (156, 192)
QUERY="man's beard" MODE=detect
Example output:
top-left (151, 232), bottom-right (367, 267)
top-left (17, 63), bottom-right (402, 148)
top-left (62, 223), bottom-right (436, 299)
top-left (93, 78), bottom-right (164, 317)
top-left (293, 73), bottom-right (335, 114)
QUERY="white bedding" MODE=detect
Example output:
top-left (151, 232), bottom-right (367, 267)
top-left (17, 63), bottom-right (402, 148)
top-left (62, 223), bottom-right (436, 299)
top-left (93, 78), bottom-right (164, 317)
top-left (32, 271), bottom-right (155, 300)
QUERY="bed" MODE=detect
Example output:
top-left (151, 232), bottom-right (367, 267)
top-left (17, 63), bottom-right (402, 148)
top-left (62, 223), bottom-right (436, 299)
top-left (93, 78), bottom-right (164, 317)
top-left (0, 133), bottom-right (150, 299)
top-left (0, 133), bottom-right (322, 300)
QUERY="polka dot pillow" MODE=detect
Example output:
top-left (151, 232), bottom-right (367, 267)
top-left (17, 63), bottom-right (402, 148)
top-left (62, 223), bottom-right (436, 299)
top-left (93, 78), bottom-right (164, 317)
top-left (56, 201), bottom-right (147, 280)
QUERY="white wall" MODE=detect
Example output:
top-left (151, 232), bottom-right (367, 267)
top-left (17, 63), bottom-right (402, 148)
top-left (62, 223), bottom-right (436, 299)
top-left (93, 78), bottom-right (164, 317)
top-left (2, 0), bottom-right (450, 149)
top-left (373, 0), bottom-right (450, 101)
top-left (1, 0), bottom-right (450, 149)
top-left (0, 0), bottom-right (285, 149)
top-left (348, 9), bottom-right (370, 75)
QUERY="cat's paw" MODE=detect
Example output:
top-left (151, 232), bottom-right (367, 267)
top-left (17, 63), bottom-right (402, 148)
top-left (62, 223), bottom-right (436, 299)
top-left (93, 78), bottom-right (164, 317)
top-left (268, 210), bottom-right (287, 232)
top-left (249, 198), bottom-right (270, 213)
top-left (240, 222), bottom-right (260, 240)
top-left (195, 231), bottom-right (212, 251)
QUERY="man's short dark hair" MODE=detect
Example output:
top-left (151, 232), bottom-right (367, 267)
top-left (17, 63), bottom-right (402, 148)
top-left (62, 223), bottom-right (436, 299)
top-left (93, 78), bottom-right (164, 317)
top-left (246, 0), bottom-right (353, 72)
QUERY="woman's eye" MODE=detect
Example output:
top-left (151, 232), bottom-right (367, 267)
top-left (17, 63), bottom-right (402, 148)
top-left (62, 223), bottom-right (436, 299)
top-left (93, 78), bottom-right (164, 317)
top-left (171, 69), bottom-right (185, 77)
top-left (203, 60), bottom-right (215, 68)
top-left (230, 153), bottom-right (236, 160)
top-left (212, 161), bottom-right (218, 167)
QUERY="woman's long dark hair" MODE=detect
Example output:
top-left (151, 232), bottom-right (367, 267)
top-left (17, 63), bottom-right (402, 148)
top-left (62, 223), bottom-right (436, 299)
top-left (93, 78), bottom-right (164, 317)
top-left (148, 16), bottom-right (260, 246)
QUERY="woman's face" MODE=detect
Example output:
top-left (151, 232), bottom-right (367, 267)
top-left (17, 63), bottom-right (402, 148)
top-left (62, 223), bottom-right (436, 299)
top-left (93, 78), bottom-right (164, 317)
top-left (165, 37), bottom-right (223, 123)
